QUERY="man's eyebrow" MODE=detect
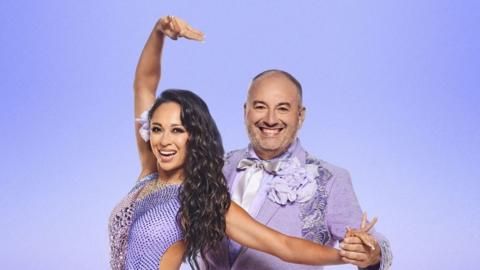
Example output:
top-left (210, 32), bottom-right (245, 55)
top-left (252, 101), bottom-right (293, 107)
top-left (276, 102), bottom-right (291, 107)
top-left (252, 101), bottom-right (267, 106)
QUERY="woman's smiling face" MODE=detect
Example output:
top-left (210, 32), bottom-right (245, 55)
top-left (149, 102), bottom-right (189, 180)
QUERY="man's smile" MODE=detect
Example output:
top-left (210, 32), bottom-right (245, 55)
top-left (258, 126), bottom-right (283, 136)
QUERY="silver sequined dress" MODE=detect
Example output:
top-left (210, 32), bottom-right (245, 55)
top-left (109, 173), bottom-right (184, 270)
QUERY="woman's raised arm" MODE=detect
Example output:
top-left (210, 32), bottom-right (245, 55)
top-left (225, 202), bottom-right (344, 265)
top-left (134, 16), bottom-right (204, 179)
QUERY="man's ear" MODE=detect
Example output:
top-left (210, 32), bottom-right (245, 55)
top-left (298, 106), bottom-right (306, 127)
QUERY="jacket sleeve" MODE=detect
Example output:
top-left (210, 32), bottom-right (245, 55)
top-left (325, 168), bottom-right (393, 270)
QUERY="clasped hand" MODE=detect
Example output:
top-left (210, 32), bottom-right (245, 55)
top-left (340, 212), bottom-right (381, 268)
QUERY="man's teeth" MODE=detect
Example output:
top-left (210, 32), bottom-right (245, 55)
top-left (260, 128), bottom-right (281, 135)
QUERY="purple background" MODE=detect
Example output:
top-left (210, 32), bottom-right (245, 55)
top-left (1, 1), bottom-right (479, 269)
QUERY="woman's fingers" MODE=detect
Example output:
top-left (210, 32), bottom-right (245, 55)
top-left (182, 28), bottom-right (204, 41)
top-left (170, 16), bottom-right (180, 32)
top-left (174, 20), bottom-right (204, 41)
top-left (354, 232), bottom-right (376, 250)
top-left (364, 217), bottom-right (377, 232)
top-left (156, 16), bottom-right (178, 39)
top-left (361, 212), bottom-right (367, 230)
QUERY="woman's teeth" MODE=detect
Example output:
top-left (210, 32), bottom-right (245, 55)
top-left (160, 150), bottom-right (176, 156)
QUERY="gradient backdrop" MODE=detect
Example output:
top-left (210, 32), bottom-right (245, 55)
top-left (1, 1), bottom-right (479, 269)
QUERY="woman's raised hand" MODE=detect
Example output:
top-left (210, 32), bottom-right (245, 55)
top-left (157, 15), bottom-right (204, 41)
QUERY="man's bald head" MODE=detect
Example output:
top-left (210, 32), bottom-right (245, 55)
top-left (249, 69), bottom-right (303, 106)
top-left (244, 69), bottom-right (306, 160)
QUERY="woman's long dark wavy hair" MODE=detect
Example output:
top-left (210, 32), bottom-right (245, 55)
top-left (148, 89), bottom-right (231, 269)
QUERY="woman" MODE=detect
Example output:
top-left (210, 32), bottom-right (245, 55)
top-left (109, 16), bottom-right (348, 270)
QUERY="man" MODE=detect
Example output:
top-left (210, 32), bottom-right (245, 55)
top-left (205, 70), bottom-right (392, 270)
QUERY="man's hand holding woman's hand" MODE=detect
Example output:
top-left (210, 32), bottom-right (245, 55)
top-left (340, 213), bottom-right (381, 268)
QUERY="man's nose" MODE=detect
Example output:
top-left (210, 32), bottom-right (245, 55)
top-left (263, 109), bottom-right (279, 125)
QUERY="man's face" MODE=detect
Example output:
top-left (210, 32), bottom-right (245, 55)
top-left (245, 74), bottom-right (305, 160)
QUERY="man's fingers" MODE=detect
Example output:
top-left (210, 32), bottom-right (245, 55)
top-left (341, 256), bottom-right (359, 266)
top-left (340, 242), bottom-right (368, 253)
top-left (341, 257), bottom-right (369, 268)
top-left (342, 236), bottom-right (363, 244)
top-left (339, 249), bottom-right (368, 261)
top-left (364, 217), bottom-right (378, 232)
top-left (344, 234), bottom-right (377, 250)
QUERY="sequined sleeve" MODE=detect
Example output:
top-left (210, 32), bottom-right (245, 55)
top-left (108, 173), bottom-right (157, 270)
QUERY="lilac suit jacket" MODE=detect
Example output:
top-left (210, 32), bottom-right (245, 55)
top-left (204, 142), bottom-right (392, 270)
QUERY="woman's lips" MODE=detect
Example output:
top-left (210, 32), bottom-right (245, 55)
top-left (159, 150), bottom-right (177, 162)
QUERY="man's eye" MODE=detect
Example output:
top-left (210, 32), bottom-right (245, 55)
top-left (255, 105), bottom-right (266, 110)
top-left (278, 107), bottom-right (289, 112)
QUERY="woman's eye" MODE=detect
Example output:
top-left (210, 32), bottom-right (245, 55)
top-left (151, 127), bottom-right (161, 133)
top-left (172, 128), bottom-right (185, 133)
